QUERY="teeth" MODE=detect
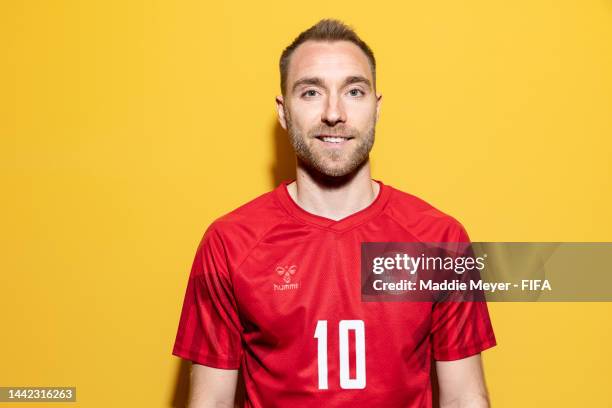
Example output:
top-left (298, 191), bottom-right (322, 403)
top-left (321, 137), bottom-right (346, 143)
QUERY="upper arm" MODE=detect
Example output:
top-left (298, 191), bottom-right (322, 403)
top-left (188, 363), bottom-right (239, 408)
top-left (431, 224), bottom-right (496, 407)
top-left (173, 226), bottom-right (245, 406)
top-left (436, 354), bottom-right (490, 408)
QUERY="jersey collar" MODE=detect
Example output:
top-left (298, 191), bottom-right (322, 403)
top-left (274, 178), bottom-right (391, 232)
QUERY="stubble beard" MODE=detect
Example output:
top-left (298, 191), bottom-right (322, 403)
top-left (284, 108), bottom-right (376, 178)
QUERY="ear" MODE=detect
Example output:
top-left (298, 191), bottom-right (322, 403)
top-left (276, 95), bottom-right (288, 130)
top-left (375, 92), bottom-right (383, 123)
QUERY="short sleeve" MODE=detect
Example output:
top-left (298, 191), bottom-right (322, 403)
top-left (431, 224), bottom-right (497, 361)
top-left (172, 225), bottom-right (244, 369)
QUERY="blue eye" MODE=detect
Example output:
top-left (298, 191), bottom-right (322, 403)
top-left (349, 88), bottom-right (365, 97)
top-left (302, 90), bottom-right (318, 97)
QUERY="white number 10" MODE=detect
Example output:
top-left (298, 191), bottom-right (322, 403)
top-left (314, 320), bottom-right (366, 390)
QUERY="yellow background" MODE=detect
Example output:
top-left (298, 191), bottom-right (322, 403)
top-left (2, 1), bottom-right (611, 406)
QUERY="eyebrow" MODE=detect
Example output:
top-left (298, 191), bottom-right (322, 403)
top-left (292, 75), bottom-right (372, 94)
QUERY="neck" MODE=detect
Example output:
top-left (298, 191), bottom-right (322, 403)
top-left (286, 159), bottom-right (380, 221)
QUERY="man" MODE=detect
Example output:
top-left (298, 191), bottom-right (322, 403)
top-left (172, 18), bottom-right (496, 408)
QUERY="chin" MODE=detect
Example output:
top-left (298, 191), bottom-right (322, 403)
top-left (317, 164), bottom-right (359, 178)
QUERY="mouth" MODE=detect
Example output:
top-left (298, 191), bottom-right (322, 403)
top-left (315, 135), bottom-right (354, 145)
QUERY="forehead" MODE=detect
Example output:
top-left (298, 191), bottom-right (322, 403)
top-left (287, 40), bottom-right (372, 84)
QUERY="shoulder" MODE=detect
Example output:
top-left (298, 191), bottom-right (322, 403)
top-left (197, 187), bottom-right (289, 266)
top-left (384, 184), bottom-right (470, 242)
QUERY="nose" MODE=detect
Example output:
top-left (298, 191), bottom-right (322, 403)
top-left (321, 93), bottom-right (346, 126)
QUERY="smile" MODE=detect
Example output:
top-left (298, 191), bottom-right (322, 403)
top-left (315, 135), bottom-right (354, 144)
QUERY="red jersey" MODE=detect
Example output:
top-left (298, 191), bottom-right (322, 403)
top-left (172, 179), bottom-right (496, 407)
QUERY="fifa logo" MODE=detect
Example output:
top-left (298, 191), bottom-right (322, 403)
top-left (273, 265), bottom-right (300, 291)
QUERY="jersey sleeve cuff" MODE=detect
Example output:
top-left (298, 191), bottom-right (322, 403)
top-left (172, 345), bottom-right (241, 369)
top-left (433, 336), bottom-right (497, 361)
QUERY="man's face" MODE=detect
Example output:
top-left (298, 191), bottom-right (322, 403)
top-left (277, 40), bottom-right (382, 177)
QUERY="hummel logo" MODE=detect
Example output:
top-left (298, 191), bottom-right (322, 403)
top-left (273, 264), bottom-right (300, 291)
top-left (276, 265), bottom-right (297, 283)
